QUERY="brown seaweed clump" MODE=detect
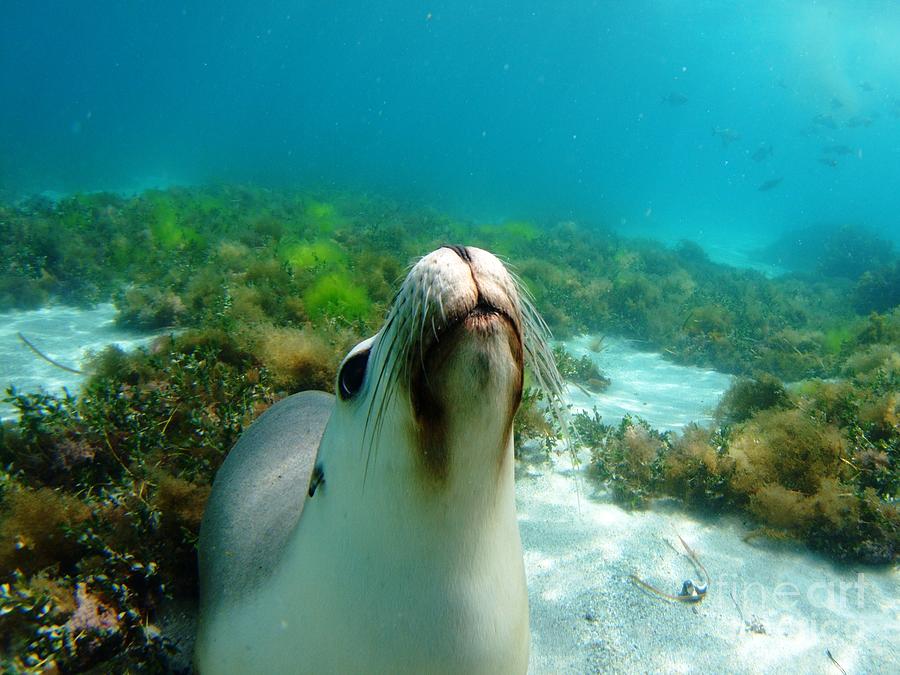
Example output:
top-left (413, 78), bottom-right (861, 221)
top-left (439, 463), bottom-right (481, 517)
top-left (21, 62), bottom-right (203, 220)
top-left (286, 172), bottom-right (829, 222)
top-left (727, 407), bottom-right (897, 562)
top-left (582, 368), bottom-right (898, 564)
top-left (254, 324), bottom-right (346, 393)
top-left (0, 483), bottom-right (91, 577)
top-left (587, 416), bottom-right (668, 509)
top-left (728, 409), bottom-right (847, 496)
top-left (662, 424), bottom-right (734, 509)
top-left (715, 374), bottom-right (790, 424)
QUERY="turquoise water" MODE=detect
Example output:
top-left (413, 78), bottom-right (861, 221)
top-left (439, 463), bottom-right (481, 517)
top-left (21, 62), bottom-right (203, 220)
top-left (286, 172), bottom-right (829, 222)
top-left (1, 5), bottom-right (899, 672)
top-left (3, 2), bottom-right (900, 247)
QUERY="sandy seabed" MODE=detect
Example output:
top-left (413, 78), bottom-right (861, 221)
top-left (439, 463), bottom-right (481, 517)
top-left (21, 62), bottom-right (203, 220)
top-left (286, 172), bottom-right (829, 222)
top-left (518, 458), bottom-right (898, 674)
top-left (522, 336), bottom-right (898, 674)
top-left (0, 303), bottom-right (157, 419)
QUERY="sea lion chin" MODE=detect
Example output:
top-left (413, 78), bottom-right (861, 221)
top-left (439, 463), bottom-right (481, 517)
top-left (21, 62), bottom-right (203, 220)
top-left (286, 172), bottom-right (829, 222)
top-left (195, 245), bottom-right (563, 674)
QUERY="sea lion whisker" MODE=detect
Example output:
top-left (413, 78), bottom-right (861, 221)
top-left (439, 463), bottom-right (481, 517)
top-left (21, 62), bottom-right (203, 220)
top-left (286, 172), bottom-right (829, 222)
top-left (417, 284), bottom-right (429, 350)
top-left (436, 290), bottom-right (446, 323)
top-left (360, 322), bottom-right (393, 459)
top-left (515, 284), bottom-right (572, 455)
top-left (361, 303), bottom-right (406, 463)
top-left (363, 312), bottom-right (409, 482)
top-left (415, 284), bottom-right (434, 389)
top-left (366, 307), bottom-right (418, 483)
top-left (371, 295), bottom-right (418, 452)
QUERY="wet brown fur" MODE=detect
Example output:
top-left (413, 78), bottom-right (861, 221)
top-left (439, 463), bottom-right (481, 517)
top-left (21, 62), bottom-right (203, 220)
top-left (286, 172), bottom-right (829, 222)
top-left (409, 311), bottom-right (524, 486)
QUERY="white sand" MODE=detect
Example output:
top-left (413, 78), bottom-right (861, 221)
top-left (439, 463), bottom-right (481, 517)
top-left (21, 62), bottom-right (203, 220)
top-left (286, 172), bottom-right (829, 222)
top-left (518, 459), bottom-right (898, 674)
top-left (561, 335), bottom-right (732, 432)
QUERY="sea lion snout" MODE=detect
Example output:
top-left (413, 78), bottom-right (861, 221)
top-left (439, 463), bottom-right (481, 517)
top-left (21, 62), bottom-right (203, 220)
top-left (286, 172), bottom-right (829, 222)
top-left (390, 246), bottom-right (526, 483)
top-left (411, 245), bottom-right (523, 347)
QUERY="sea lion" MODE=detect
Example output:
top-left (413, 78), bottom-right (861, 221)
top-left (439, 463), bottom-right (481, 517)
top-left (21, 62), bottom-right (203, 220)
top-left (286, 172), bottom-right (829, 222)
top-left (195, 245), bottom-right (564, 674)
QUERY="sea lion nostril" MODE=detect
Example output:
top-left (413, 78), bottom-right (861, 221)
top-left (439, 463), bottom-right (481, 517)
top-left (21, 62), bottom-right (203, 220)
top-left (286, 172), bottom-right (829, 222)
top-left (472, 299), bottom-right (499, 315)
top-left (442, 244), bottom-right (472, 263)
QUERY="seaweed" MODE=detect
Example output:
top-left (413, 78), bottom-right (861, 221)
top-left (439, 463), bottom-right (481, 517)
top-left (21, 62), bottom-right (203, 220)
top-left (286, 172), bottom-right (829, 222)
top-left (0, 327), bottom-right (277, 670)
top-left (728, 408), bottom-right (846, 496)
top-left (584, 414), bottom-right (668, 509)
top-left (0, 483), bottom-right (91, 577)
top-left (279, 238), bottom-right (347, 272)
top-left (581, 369), bottom-right (897, 563)
top-left (715, 374), bottom-right (790, 424)
top-left (757, 223), bottom-right (895, 280)
top-left (855, 262), bottom-right (900, 313)
top-left (0, 184), bottom-right (875, 380)
top-left (552, 347), bottom-right (610, 392)
top-left (254, 324), bottom-right (343, 393)
top-left (661, 425), bottom-right (734, 509)
top-left (302, 272), bottom-right (372, 325)
top-left (513, 388), bottom-right (562, 455)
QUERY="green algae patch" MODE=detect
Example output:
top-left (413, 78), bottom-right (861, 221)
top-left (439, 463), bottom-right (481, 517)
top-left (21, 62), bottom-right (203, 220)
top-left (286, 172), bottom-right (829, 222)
top-left (823, 324), bottom-right (855, 355)
top-left (148, 194), bottom-right (202, 250)
top-left (279, 238), bottom-right (347, 272)
top-left (303, 272), bottom-right (371, 322)
top-left (479, 219), bottom-right (543, 255)
top-left (304, 200), bottom-right (345, 233)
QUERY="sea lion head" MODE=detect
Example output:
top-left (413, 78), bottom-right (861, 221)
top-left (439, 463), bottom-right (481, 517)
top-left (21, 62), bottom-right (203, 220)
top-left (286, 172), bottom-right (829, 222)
top-left (196, 246), bottom-right (550, 673)
top-left (327, 245), bottom-right (562, 492)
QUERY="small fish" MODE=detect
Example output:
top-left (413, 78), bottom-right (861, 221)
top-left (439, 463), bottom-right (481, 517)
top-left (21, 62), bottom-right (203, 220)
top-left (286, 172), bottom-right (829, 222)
top-left (830, 96), bottom-right (844, 110)
top-left (845, 115), bottom-right (874, 128)
top-left (813, 113), bottom-right (838, 129)
top-left (757, 177), bottom-right (783, 192)
top-left (818, 157), bottom-right (838, 167)
top-left (661, 91), bottom-right (688, 106)
top-left (823, 144), bottom-right (854, 155)
top-left (751, 143), bottom-right (773, 162)
top-left (712, 127), bottom-right (741, 146)
top-left (859, 80), bottom-right (875, 92)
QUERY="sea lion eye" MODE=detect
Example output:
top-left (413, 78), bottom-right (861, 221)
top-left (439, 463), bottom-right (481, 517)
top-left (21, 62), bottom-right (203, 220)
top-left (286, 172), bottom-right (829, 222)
top-left (338, 349), bottom-right (370, 400)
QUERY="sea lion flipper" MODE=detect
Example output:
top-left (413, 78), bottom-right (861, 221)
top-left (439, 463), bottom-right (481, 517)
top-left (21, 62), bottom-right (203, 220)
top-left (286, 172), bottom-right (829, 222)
top-left (198, 390), bottom-right (334, 610)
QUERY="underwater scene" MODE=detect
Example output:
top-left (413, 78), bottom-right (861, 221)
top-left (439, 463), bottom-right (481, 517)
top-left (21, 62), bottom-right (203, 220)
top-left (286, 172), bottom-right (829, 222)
top-left (1, 2), bottom-right (898, 673)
